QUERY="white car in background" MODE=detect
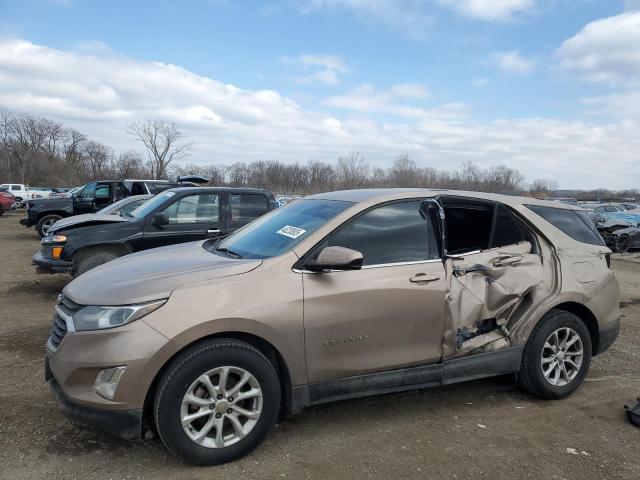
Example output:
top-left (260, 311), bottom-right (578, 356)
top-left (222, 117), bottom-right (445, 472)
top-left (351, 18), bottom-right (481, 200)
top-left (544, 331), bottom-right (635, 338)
top-left (0, 184), bottom-right (56, 207)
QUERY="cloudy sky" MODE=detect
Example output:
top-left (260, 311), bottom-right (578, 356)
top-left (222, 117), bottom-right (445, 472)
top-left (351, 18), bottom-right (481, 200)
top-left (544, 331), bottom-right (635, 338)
top-left (1, 0), bottom-right (639, 189)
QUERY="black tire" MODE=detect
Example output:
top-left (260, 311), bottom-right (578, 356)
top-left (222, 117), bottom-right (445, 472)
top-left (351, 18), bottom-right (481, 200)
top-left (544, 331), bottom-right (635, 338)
top-left (0, 204), bottom-right (4, 216)
top-left (520, 309), bottom-right (592, 399)
top-left (36, 214), bottom-right (62, 237)
top-left (73, 249), bottom-right (121, 276)
top-left (154, 340), bottom-right (281, 466)
top-left (614, 234), bottom-right (631, 253)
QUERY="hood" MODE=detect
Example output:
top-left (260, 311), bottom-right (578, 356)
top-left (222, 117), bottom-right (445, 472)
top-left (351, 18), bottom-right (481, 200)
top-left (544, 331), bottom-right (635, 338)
top-left (28, 196), bottom-right (72, 210)
top-left (49, 213), bottom-right (129, 233)
top-left (63, 241), bottom-right (262, 305)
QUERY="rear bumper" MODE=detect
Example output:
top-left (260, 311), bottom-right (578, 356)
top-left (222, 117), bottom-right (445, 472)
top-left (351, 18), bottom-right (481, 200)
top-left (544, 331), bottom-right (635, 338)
top-left (32, 250), bottom-right (73, 274)
top-left (595, 318), bottom-right (620, 356)
top-left (45, 357), bottom-right (143, 440)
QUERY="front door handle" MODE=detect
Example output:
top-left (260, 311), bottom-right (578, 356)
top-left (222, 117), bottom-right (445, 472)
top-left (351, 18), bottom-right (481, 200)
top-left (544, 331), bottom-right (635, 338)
top-left (409, 273), bottom-right (440, 284)
top-left (207, 229), bottom-right (221, 234)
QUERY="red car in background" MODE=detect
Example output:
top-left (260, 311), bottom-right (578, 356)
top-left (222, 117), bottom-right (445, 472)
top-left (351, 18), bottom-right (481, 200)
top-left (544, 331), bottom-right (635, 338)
top-left (0, 190), bottom-right (16, 215)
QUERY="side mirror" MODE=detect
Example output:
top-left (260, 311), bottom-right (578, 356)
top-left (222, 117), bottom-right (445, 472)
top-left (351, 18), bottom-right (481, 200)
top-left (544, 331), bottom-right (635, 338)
top-left (304, 246), bottom-right (363, 272)
top-left (153, 212), bottom-right (170, 227)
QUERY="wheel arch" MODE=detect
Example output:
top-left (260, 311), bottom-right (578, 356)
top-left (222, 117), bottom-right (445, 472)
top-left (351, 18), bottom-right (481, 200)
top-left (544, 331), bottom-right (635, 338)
top-left (141, 331), bottom-right (293, 437)
top-left (36, 210), bottom-right (67, 222)
top-left (546, 302), bottom-right (600, 355)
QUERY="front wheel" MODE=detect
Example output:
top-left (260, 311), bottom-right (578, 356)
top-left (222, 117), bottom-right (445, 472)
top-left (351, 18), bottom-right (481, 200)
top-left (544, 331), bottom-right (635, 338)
top-left (520, 310), bottom-right (592, 399)
top-left (36, 214), bottom-right (62, 237)
top-left (614, 234), bottom-right (631, 253)
top-left (154, 340), bottom-right (281, 466)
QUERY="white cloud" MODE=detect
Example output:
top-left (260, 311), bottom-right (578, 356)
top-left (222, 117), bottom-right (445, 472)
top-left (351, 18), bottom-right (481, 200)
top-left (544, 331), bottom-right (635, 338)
top-left (325, 83), bottom-right (469, 119)
top-left (302, 0), bottom-right (536, 36)
top-left (471, 77), bottom-right (490, 87)
top-left (491, 50), bottom-right (535, 74)
top-left (582, 91), bottom-right (640, 119)
top-left (438, 0), bottom-right (535, 21)
top-left (625, 0), bottom-right (640, 10)
top-left (302, 0), bottom-right (436, 38)
top-left (0, 38), bottom-right (638, 189)
top-left (281, 53), bottom-right (347, 85)
top-left (556, 12), bottom-right (640, 87)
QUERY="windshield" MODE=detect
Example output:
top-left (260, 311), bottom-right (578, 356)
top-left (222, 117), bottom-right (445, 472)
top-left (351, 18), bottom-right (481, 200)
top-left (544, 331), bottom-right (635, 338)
top-left (130, 191), bottom-right (174, 219)
top-left (213, 199), bottom-right (352, 259)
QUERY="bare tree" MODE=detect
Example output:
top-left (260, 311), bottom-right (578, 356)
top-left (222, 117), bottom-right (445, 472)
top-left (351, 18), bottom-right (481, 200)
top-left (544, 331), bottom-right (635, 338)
top-left (129, 120), bottom-right (192, 179)
top-left (529, 178), bottom-right (559, 198)
top-left (388, 154), bottom-right (419, 187)
top-left (336, 152), bottom-right (370, 190)
top-left (81, 141), bottom-right (111, 178)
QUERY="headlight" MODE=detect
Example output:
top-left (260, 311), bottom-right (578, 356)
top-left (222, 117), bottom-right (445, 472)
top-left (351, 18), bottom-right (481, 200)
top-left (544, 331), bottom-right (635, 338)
top-left (73, 299), bottom-right (166, 331)
top-left (42, 234), bottom-right (67, 244)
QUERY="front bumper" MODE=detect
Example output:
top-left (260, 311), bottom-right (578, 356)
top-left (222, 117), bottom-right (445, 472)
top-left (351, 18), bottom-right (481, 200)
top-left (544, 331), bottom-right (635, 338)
top-left (20, 213), bottom-right (36, 227)
top-left (45, 357), bottom-right (143, 439)
top-left (32, 250), bottom-right (73, 274)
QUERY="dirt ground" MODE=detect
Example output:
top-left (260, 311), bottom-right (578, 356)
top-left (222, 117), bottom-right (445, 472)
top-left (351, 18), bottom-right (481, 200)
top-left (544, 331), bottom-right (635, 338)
top-left (0, 209), bottom-right (638, 480)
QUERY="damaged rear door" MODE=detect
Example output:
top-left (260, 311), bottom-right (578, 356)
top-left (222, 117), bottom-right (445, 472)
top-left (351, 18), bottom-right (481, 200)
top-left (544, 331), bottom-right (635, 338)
top-left (437, 197), bottom-right (556, 358)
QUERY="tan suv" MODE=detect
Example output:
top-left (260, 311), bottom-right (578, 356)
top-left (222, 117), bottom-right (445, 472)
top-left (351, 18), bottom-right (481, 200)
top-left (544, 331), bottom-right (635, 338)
top-left (45, 189), bottom-right (620, 465)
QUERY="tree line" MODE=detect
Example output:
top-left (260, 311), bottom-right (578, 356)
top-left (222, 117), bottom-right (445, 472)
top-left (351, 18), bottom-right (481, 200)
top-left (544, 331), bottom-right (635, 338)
top-left (1, 110), bottom-right (637, 200)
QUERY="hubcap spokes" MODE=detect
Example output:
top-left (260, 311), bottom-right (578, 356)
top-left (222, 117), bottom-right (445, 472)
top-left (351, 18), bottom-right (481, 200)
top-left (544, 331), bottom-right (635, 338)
top-left (180, 366), bottom-right (263, 449)
top-left (541, 327), bottom-right (583, 387)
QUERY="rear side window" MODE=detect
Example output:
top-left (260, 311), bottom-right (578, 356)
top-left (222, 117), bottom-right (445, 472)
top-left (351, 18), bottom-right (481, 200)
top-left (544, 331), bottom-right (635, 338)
top-left (230, 194), bottom-right (269, 229)
top-left (324, 201), bottom-right (439, 266)
top-left (443, 204), bottom-right (493, 254)
top-left (492, 205), bottom-right (528, 248)
top-left (526, 205), bottom-right (605, 246)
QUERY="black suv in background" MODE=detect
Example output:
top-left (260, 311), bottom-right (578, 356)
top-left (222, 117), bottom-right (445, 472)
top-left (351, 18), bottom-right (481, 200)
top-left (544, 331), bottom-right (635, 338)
top-left (22, 179), bottom-right (185, 237)
top-left (32, 187), bottom-right (277, 276)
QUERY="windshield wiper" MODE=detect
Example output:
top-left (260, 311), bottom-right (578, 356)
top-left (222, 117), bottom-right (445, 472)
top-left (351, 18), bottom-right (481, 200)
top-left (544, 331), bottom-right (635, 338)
top-left (214, 247), bottom-right (243, 259)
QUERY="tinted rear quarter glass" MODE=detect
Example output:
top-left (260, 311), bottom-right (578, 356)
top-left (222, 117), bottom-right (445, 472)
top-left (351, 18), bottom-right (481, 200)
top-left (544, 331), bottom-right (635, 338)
top-left (526, 205), bottom-right (605, 246)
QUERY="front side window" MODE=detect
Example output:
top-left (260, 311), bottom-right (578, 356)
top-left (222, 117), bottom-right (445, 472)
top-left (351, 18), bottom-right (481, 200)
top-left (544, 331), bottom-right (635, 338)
top-left (526, 205), bottom-right (605, 246)
top-left (78, 183), bottom-right (97, 199)
top-left (162, 193), bottom-right (219, 224)
top-left (230, 194), bottom-right (269, 229)
top-left (321, 201), bottom-right (439, 266)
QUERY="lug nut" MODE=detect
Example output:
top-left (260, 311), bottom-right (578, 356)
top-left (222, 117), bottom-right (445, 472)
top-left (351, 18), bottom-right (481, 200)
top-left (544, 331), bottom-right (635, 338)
top-left (227, 408), bottom-right (232, 414)
top-left (215, 413), bottom-right (221, 418)
top-left (217, 394), bottom-right (223, 400)
top-left (228, 397), bottom-right (234, 402)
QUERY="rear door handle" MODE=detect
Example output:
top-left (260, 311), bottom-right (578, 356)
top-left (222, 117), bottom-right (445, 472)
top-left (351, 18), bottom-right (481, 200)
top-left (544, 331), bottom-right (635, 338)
top-left (493, 254), bottom-right (523, 267)
top-left (409, 273), bottom-right (440, 284)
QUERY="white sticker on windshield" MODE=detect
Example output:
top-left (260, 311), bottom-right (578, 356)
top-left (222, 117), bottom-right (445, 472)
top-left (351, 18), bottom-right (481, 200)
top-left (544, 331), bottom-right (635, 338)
top-left (277, 225), bottom-right (306, 239)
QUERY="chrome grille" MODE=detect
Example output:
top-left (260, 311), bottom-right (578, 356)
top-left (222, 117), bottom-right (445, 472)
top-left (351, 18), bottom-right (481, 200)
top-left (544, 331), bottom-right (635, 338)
top-left (47, 294), bottom-right (81, 352)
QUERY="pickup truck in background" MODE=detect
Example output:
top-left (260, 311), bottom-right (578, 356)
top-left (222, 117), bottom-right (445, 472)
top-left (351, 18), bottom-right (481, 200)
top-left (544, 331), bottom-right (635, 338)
top-left (33, 187), bottom-right (276, 276)
top-left (0, 184), bottom-right (56, 207)
top-left (21, 179), bottom-right (184, 237)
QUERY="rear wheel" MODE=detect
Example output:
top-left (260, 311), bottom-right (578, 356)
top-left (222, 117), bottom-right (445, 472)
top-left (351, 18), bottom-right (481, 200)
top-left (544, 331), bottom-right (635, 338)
top-left (36, 214), bottom-right (62, 237)
top-left (154, 340), bottom-right (281, 466)
top-left (73, 249), bottom-right (122, 276)
top-left (520, 309), bottom-right (592, 399)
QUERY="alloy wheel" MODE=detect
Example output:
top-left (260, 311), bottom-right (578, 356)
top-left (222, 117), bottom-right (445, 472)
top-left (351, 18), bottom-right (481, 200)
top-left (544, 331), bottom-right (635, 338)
top-left (180, 366), bottom-right (263, 448)
top-left (540, 327), bottom-right (584, 387)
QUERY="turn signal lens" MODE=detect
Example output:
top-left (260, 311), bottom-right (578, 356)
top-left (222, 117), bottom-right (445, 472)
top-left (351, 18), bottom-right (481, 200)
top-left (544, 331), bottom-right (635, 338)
top-left (52, 247), bottom-right (63, 258)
